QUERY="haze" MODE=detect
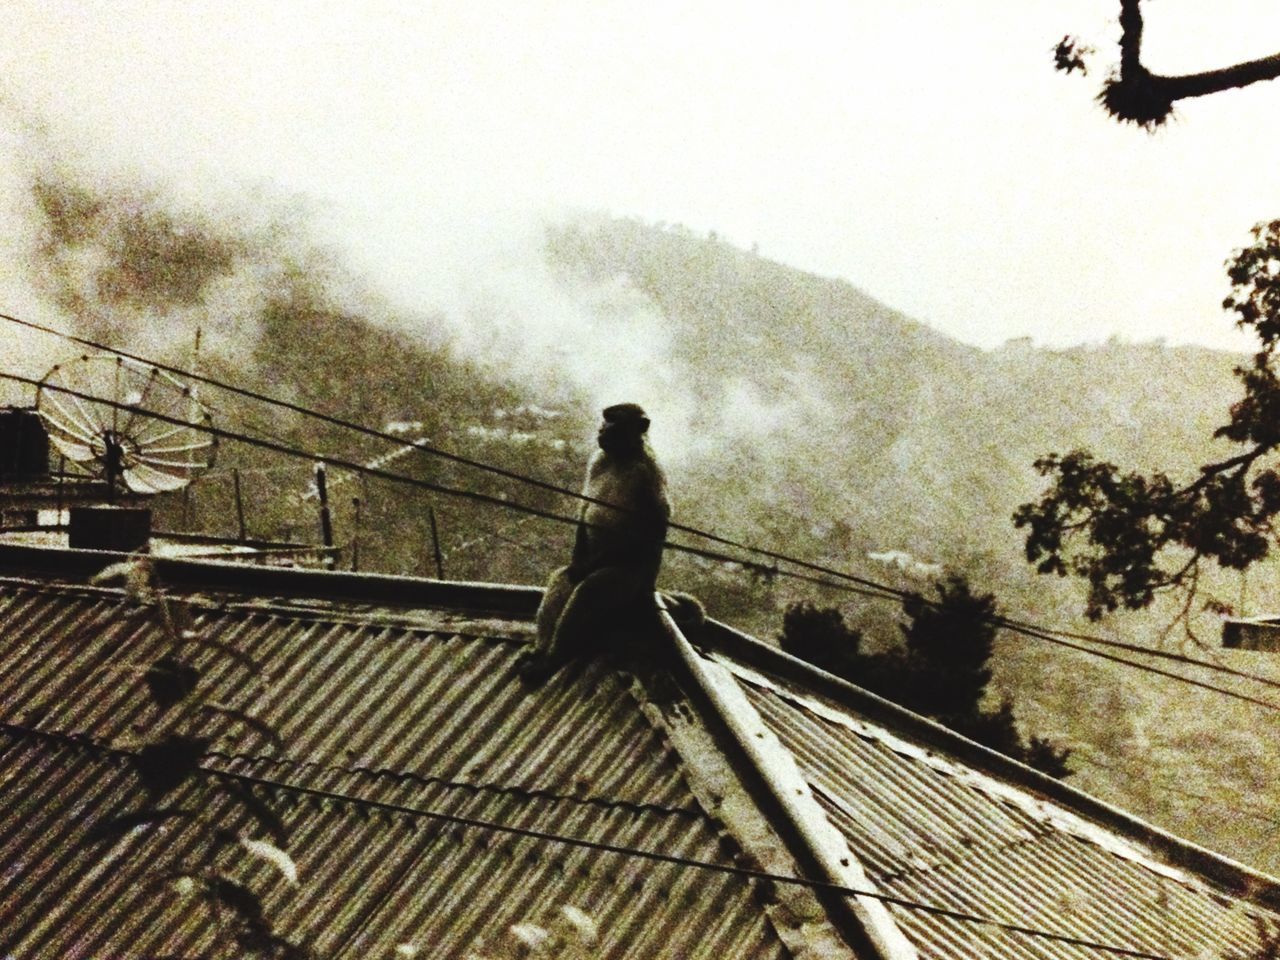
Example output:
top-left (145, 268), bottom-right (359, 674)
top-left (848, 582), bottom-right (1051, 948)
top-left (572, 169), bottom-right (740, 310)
top-left (3, 1), bottom-right (1280, 352)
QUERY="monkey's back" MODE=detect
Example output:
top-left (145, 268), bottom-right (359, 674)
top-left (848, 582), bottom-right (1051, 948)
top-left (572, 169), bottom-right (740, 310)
top-left (580, 449), bottom-right (670, 570)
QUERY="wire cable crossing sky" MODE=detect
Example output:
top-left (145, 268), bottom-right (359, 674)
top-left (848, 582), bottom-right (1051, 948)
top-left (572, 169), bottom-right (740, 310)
top-left (5, 347), bottom-right (1279, 715)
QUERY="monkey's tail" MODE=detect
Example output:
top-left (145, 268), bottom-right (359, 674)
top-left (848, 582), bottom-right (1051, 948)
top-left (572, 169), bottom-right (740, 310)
top-left (659, 590), bottom-right (706, 628)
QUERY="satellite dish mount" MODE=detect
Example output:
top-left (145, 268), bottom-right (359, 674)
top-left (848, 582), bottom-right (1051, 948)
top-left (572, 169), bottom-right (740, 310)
top-left (35, 354), bottom-right (217, 498)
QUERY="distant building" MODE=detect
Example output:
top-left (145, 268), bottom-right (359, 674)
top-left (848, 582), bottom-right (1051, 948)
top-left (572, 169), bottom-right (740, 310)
top-left (1223, 614), bottom-right (1280, 652)
top-left (0, 542), bottom-right (1278, 958)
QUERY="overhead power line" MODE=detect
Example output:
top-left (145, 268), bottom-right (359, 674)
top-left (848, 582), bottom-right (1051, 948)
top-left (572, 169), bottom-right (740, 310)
top-left (218, 771), bottom-right (1180, 960)
top-left (0, 721), bottom-right (1194, 960)
top-left (0, 311), bottom-right (913, 597)
top-left (999, 620), bottom-right (1280, 712)
top-left (15, 316), bottom-right (1274, 691)
top-left (998, 614), bottom-right (1280, 695)
top-left (6, 317), bottom-right (1280, 701)
top-left (5, 314), bottom-right (1272, 686)
top-left (4, 320), bottom-right (1276, 952)
top-left (1, 370), bottom-right (588, 527)
top-left (6, 317), bottom-right (1262, 614)
top-left (6, 367), bottom-right (1280, 716)
top-left (0, 369), bottom-right (811, 579)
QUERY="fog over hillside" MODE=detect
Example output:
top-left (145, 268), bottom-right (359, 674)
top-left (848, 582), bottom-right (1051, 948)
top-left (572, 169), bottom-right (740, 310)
top-left (4, 139), bottom-right (1280, 874)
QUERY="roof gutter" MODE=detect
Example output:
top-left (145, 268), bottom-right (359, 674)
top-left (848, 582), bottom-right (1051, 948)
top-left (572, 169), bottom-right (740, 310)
top-left (658, 606), bottom-right (919, 960)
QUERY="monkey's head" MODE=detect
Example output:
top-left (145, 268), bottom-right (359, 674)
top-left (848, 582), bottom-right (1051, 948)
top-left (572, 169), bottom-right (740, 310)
top-left (597, 403), bottom-right (650, 456)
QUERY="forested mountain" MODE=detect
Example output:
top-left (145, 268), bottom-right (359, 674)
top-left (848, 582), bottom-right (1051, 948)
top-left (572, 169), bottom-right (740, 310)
top-left (15, 172), bottom-right (1280, 874)
top-left (544, 218), bottom-right (1280, 873)
top-left (544, 217), bottom-right (1246, 611)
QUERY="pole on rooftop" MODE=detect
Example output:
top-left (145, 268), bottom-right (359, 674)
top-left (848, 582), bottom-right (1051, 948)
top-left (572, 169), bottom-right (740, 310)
top-left (55, 455), bottom-right (65, 529)
top-left (351, 495), bottom-right (361, 571)
top-left (233, 468), bottom-right (247, 543)
top-left (315, 462), bottom-right (335, 569)
top-left (428, 505), bottom-right (444, 580)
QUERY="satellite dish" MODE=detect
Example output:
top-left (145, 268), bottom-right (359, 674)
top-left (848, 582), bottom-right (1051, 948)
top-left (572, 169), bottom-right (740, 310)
top-left (36, 354), bottom-right (217, 494)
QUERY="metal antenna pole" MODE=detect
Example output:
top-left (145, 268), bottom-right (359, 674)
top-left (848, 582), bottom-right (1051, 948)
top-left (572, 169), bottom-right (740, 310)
top-left (233, 468), bottom-right (247, 543)
top-left (314, 462), bottom-right (335, 569)
top-left (351, 496), bottom-right (361, 571)
top-left (428, 505), bottom-right (444, 580)
top-left (56, 455), bottom-right (65, 528)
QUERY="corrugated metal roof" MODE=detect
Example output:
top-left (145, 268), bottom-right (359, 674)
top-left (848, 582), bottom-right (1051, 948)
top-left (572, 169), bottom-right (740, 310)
top-left (739, 665), bottom-right (1280, 960)
top-left (5, 547), bottom-right (1280, 960)
top-left (0, 731), bottom-right (786, 959)
top-left (0, 573), bottom-right (795, 959)
top-left (0, 579), bottom-right (693, 810)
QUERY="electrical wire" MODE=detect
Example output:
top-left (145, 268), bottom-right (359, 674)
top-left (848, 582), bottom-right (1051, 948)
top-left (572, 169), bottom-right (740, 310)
top-left (7, 317), bottom-right (1269, 675)
top-left (8, 311), bottom-right (1277, 696)
top-left (999, 620), bottom-right (1280, 712)
top-left (4, 320), bottom-right (1277, 952)
top-left (999, 613), bottom-right (1280, 694)
top-left (0, 311), bottom-right (647, 506)
top-left (1, 370), bottom-right (591, 528)
top-left (0, 720), bottom-right (1199, 960)
top-left (0, 312), bottom-right (936, 597)
top-left (0, 367), bottom-right (893, 590)
top-left (7, 368), bottom-right (1280, 716)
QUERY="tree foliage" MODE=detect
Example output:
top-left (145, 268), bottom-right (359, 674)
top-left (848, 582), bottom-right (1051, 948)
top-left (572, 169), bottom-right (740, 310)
top-left (1016, 220), bottom-right (1280, 622)
top-left (778, 576), bottom-right (1071, 778)
top-left (1056, 0), bottom-right (1280, 128)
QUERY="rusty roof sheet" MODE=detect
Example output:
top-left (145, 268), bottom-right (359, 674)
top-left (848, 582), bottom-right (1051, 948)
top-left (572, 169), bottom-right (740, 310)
top-left (735, 661), bottom-right (1280, 960)
top-left (0, 572), bottom-right (795, 959)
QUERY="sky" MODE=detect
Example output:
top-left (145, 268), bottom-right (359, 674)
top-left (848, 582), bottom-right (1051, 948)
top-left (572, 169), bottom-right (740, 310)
top-left (3, 1), bottom-right (1280, 352)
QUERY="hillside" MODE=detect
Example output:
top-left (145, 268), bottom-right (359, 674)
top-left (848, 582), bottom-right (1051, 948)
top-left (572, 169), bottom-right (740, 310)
top-left (545, 218), bottom-right (1243, 584)
top-left (15, 172), bottom-right (1280, 876)
top-left (542, 218), bottom-right (1280, 875)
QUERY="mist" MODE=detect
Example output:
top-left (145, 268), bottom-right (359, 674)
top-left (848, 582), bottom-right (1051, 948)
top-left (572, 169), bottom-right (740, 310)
top-left (0, 101), bottom-right (809, 474)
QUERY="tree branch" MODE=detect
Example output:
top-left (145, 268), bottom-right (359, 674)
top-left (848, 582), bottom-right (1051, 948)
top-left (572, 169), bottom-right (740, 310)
top-left (1101, 0), bottom-right (1280, 127)
top-left (1161, 52), bottom-right (1280, 102)
top-left (1117, 0), bottom-right (1143, 76)
top-left (1182, 448), bottom-right (1266, 498)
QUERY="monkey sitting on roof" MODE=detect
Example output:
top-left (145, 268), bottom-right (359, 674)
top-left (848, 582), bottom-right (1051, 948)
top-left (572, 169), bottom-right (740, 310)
top-left (519, 403), bottom-right (699, 684)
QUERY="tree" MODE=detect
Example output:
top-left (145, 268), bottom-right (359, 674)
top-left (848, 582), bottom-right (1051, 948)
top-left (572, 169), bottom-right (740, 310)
top-left (778, 576), bottom-right (1072, 778)
top-left (1055, 0), bottom-right (1280, 128)
top-left (1015, 221), bottom-right (1280, 626)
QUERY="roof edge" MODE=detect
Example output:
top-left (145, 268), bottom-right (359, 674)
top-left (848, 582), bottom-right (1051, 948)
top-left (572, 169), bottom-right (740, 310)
top-left (0, 542), bottom-right (543, 617)
top-left (700, 617), bottom-right (1280, 911)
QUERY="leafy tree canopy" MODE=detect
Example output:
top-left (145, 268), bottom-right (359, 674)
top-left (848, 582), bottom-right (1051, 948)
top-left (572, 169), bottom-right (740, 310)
top-left (1016, 221), bottom-right (1280, 622)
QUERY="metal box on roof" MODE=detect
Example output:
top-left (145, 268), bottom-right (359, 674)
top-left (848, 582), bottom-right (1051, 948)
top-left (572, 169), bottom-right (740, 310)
top-left (67, 505), bottom-right (151, 552)
top-left (0, 408), bottom-right (49, 479)
top-left (1223, 616), bottom-right (1280, 652)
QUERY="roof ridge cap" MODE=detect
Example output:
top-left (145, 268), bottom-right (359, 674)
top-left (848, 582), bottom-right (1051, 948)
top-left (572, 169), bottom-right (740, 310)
top-left (0, 542), bottom-right (543, 615)
top-left (657, 609), bottom-right (919, 960)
